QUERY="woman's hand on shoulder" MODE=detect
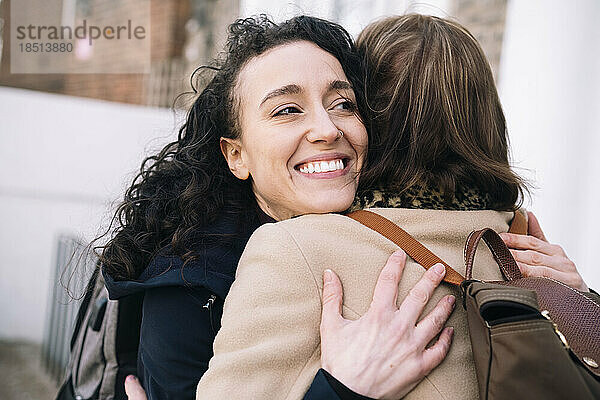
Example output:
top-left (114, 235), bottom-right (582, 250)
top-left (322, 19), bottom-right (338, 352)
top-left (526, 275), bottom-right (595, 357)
top-left (319, 250), bottom-right (455, 400)
top-left (499, 211), bottom-right (589, 292)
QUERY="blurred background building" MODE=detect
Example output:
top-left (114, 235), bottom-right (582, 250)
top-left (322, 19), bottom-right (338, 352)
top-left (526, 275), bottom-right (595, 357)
top-left (0, 0), bottom-right (508, 107)
top-left (0, 0), bottom-right (599, 398)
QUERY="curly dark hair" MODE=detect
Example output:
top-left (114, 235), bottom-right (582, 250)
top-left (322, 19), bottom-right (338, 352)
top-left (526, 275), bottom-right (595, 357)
top-left (98, 15), bottom-right (367, 281)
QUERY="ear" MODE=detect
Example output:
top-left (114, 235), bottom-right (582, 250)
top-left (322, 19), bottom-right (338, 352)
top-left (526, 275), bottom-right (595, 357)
top-left (220, 137), bottom-right (249, 180)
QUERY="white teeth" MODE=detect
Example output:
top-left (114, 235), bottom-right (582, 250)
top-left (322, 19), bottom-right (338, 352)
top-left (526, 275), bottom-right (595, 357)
top-left (298, 159), bottom-right (345, 174)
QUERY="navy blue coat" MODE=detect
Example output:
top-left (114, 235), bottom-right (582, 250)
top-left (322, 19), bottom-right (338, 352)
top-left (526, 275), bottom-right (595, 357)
top-left (104, 212), bottom-right (369, 400)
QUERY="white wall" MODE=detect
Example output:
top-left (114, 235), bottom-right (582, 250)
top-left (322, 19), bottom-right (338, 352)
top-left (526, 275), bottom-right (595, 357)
top-left (499, 0), bottom-right (600, 289)
top-left (0, 88), bottom-right (179, 341)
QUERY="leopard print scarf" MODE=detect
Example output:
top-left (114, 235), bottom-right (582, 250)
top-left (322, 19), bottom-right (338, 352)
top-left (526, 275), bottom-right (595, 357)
top-left (351, 185), bottom-right (492, 212)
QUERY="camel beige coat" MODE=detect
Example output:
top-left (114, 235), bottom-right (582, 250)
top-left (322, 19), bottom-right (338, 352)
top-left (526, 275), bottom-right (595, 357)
top-left (196, 208), bottom-right (515, 399)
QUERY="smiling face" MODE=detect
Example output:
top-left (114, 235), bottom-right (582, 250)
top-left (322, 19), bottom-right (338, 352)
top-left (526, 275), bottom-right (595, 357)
top-left (220, 41), bottom-right (368, 221)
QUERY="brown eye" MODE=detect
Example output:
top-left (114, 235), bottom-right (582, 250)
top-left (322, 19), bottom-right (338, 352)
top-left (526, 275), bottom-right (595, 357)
top-left (332, 99), bottom-right (356, 111)
top-left (275, 106), bottom-right (301, 116)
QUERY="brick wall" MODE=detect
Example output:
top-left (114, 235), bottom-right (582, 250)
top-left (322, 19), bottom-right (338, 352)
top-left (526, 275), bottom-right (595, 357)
top-left (178, 0), bottom-right (239, 105)
top-left (451, 0), bottom-right (508, 81)
top-left (0, 0), bottom-right (67, 94)
top-left (151, 0), bottom-right (239, 108)
top-left (0, 0), bottom-right (193, 105)
top-left (1, 1), bottom-right (506, 103)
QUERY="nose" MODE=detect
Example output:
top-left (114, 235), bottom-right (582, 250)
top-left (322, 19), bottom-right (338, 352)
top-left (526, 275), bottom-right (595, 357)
top-left (305, 106), bottom-right (340, 144)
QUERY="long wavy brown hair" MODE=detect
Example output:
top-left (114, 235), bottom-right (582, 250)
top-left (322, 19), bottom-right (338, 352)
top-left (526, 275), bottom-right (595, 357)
top-left (356, 14), bottom-right (526, 209)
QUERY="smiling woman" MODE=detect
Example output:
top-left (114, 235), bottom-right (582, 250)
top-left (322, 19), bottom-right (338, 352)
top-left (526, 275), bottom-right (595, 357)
top-left (94, 14), bottom-right (458, 400)
top-left (95, 15), bottom-right (377, 400)
top-left (220, 41), bottom-right (367, 221)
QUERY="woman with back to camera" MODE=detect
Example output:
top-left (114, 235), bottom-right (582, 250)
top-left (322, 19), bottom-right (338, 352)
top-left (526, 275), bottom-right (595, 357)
top-left (195, 14), bottom-right (594, 399)
top-left (103, 15), bottom-right (461, 400)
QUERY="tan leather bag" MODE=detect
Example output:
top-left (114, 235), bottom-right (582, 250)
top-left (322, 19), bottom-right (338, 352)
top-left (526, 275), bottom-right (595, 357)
top-left (347, 210), bottom-right (600, 400)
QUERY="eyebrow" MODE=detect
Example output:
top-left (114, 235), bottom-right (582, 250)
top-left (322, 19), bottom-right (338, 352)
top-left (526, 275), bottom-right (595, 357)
top-left (259, 80), bottom-right (354, 107)
top-left (329, 80), bottom-right (353, 91)
top-left (260, 84), bottom-right (301, 107)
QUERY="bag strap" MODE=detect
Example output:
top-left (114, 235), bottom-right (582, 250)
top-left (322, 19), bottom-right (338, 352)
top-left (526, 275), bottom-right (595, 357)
top-left (346, 209), bottom-right (528, 286)
top-left (464, 228), bottom-right (523, 281)
top-left (346, 210), bottom-right (464, 285)
top-left (464, 210), bottom-right (527, 280)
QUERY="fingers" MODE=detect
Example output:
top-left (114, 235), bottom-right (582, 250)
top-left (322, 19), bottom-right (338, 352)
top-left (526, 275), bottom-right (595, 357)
top-left (516, 262), bottom-right (588, 292)
top-left (370, 250), bottom-right (406, 311)
top-left (502, 222), bottom-right (589, 292)
top-left (499, 232), bottom-right (563, 256)
top-left (415, 295), bottom-right (455, 343)
top-left (125, 375), bottom-right (148, 400)
top-left (397, 263), bottom-right (446, 326)
top-left (527, 211), bottom-right (548, 242)
top-left (421, 326), bottom-right (454, 374)
top-left (321, 269), bottom-right (345, 333)
top-left (517, 262), bottom-right (563, 279)
top-left (509, 249), bottom-right (573, 272)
